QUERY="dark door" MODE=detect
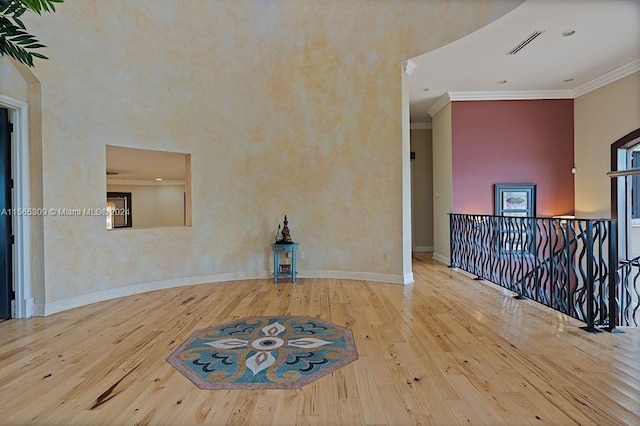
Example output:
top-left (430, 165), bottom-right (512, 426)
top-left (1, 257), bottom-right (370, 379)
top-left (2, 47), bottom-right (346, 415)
top-left (0, 108), bottom-right (12, 320)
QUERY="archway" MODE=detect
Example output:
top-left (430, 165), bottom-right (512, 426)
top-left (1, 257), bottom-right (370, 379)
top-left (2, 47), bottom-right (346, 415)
top-left (610, 128), bottom-right (640, 260)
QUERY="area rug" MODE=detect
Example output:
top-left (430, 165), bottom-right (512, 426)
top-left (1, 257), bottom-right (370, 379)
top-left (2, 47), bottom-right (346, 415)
top-left (167, 316), bottom-right (358, 390)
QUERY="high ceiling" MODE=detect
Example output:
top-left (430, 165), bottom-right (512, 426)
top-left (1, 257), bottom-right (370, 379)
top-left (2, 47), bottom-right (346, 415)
top-left (408, 0), bottom-right (640, 123)
top-left (106, 145), bottom-right (187, 182)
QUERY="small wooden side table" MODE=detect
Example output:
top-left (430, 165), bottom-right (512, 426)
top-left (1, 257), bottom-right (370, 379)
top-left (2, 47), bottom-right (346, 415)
top-left (272, 243), bottom-right (298, 283)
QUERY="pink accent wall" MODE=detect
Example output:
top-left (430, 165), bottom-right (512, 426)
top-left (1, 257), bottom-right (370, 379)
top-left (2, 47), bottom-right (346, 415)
top-left (452, 99), bottom-right (574, 217)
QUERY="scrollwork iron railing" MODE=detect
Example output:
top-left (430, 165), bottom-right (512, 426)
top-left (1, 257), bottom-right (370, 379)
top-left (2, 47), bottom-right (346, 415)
top-left (449, 214), bottom-right (624, 331)
top-left (616, 255), bottom-right (640, 326)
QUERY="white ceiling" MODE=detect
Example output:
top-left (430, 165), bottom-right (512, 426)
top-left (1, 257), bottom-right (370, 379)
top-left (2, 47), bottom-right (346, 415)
top-left (106, 145), bottom-right (187, 182)
top-left (408, 0), bottom-right (640, 123)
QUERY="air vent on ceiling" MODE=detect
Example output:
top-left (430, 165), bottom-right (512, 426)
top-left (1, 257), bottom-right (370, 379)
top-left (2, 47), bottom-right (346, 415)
top-left (507, 31), bottom-right (544, 55)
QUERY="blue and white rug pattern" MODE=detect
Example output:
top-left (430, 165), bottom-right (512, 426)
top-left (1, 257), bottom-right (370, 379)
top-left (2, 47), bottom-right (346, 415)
top-left (167, 316), bottom-right (358, 389)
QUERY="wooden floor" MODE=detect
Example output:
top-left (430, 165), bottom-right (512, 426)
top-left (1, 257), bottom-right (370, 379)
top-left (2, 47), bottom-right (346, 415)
top-left (1, 254), bottom-right (639, 425)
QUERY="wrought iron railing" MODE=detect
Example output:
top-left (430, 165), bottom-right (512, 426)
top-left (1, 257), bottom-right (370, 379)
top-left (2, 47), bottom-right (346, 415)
top-left (616, 255), bottom-right (640, 326)
top-left (449, 214), bottom-right (621, 331)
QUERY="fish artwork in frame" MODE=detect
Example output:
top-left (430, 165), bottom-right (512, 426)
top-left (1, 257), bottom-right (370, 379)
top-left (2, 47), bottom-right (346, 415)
top-left (494, 183), bottom-right (536, 217)
top-left (494, 183), bottom-right (536, 256)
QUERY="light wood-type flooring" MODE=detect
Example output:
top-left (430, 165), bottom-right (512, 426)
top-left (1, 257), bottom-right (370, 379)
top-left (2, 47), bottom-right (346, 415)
top-left (0, 254), bottom-right (639, 425)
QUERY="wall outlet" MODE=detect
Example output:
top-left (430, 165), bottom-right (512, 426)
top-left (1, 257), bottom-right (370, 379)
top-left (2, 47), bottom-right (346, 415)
top-left (383, 253), bottom-right (389, 262)
top-left (299, 251), bottom-right (304, 260)
top-left (128, 260), bottom-right (137, 269)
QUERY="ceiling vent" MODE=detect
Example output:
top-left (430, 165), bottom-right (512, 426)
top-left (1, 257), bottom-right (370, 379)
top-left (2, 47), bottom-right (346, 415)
top-left (507, 31), bottom-right (544, 55)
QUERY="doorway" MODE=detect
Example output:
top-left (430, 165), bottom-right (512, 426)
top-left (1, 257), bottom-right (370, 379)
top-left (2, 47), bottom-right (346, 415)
top-left (0, 108), bottom-right (12, 320)
top-left (611, 128), bottom-right (640, 261)
top-left (627, 147), bottom-right (640, 260)
top-left (0, 94), bottom-right (31, 319)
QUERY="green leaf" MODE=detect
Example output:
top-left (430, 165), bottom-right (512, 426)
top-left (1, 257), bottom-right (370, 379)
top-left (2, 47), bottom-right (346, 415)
top-left (17, 0), bottom-right (62, 15)
top-left (0, 1), bottom-right (27, 18)
top-left (0, 0), bottom-right (62, 66)
top-left (12, 16), bottom-right (26, 29)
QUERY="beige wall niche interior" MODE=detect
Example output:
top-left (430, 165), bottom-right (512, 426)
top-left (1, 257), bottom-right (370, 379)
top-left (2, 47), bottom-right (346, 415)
top-left (106, 145), bottom-right (191, 229)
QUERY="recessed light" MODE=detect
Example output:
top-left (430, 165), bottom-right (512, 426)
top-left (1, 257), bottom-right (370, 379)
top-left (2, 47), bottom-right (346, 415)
top-left (155, 177), bottom-right (163, 181)
top-left (498, 80), bottom-right (507, 84)
top-left (564, 78), bottom-right (574, 83)
top-left (560, 30), bottom-right (575, 37)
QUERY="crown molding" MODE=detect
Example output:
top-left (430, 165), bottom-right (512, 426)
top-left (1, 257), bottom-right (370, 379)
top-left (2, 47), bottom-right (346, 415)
top-left (410, 122), bottom-right (432, 130)
top-left (427, 93), bottom-right (452, 117)
top-left (425, 60), bottom-right (639, 116)
top-left (448, 90), bottom-right (574, 101)
top-left (573, 59), bottom-right (640, 98)
top-left (426, 89), bottom-right (573, 117)
top-left (403, 59), bottom-right (417, 76)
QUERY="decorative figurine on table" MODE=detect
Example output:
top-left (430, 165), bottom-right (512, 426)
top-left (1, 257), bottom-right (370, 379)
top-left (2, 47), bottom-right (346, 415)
top-left (275, 224), bottom-right (284, 243)
top-left (281, 215), bottom-right (292, 243)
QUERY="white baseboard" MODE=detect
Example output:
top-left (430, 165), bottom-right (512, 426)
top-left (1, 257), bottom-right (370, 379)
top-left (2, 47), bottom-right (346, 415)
top-left (432, 253), bottom-right (450, 265)
top-left (34, 303), bottom-right (45, 316)
top-left (403, 272), bottom-right (414, 285)
top-left (413, 246), bottom-right (433, 252)
top-left (298, 270), bottom-right (406, 285)
top-left (41, 270), bottom-right (408, 316)
top-left (43, 271), bottom-right (271, 316)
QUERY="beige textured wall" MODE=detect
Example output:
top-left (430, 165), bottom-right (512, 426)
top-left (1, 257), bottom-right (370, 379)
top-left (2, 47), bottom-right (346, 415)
top-left (0, 59), bottom-right (28, 102)
top-left (432, 104), bottom-right (453, 263)
top-left (107, 184), bottom-right (185, 228)
top-left (575, 72), bottom-right (640, 218)
top-left (410, 129), bottom-right (434, 250)
top-left (8, 0), bottom-right (521, 310)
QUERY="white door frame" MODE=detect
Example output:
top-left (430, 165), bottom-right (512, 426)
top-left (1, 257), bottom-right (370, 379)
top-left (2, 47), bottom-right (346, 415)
top-left (0, 94), bottom-right (32, 318)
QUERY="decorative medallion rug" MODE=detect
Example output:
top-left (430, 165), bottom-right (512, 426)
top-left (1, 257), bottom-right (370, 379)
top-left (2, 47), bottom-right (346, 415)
top-left (167, 316), bottom-right (358, 390)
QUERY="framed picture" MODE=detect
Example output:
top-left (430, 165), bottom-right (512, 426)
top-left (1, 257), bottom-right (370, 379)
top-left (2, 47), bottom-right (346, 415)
top-left (106, 192), bottom-right (132, 228)
top-left (494, 184), bottom-right (536, 217)
top-left (494, 184), bottom-right (536, 256)
top-left (503, 211), bottom-right (527, 218)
